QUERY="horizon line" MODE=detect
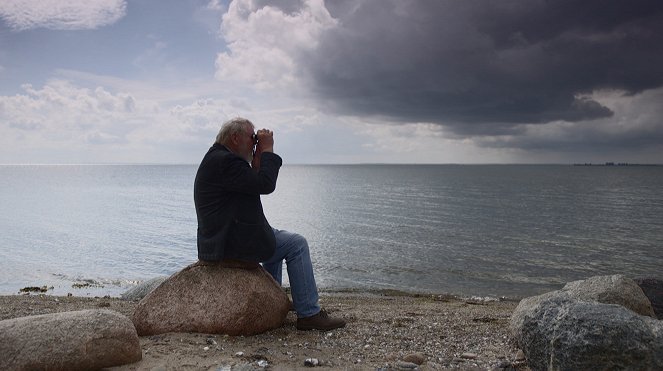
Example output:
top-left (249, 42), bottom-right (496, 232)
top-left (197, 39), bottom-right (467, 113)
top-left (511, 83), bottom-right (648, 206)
top-left (1, 162), bottom-right (662, 166)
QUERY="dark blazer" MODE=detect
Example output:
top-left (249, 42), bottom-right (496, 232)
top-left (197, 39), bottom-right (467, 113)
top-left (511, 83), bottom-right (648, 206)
top-left (194, 143), bottom-right (282, 261)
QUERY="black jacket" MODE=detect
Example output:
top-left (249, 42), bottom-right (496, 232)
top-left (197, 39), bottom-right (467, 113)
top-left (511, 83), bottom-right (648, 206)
top-left (194, 144), bottom-right (282, 261)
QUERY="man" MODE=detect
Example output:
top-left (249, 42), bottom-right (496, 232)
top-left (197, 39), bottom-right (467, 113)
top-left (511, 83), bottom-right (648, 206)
top-left (194, 117), bottom-right (346, 331)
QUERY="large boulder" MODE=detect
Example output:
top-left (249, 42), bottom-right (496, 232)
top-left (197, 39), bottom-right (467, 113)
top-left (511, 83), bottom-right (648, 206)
top-left (0, 309), bottom-right (141, 371)
top-left (132, 260), bottom-right (290, 336)
top-left (562, 274), bottom-right (655, 317)
top-left (518, 296), bottom-right (663, 371)
top-left (510, 274), bottom-right (655, 336)
top-left (121, 276), bottom-right (169, 301)
top-left (634, 276), bottom-right (663, 319)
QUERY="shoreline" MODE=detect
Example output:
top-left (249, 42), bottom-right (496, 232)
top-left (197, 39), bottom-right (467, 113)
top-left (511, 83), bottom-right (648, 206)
top-left (0, 292), bottom-right (529, 370)
top-left (6, 282), bottom-right (529, 303)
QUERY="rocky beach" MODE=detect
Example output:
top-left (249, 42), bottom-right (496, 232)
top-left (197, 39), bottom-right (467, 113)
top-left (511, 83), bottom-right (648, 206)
top-left (0, 291), bottom-right (528, 370)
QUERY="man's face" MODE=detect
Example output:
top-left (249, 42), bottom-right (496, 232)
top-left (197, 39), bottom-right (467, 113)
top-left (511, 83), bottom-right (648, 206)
top-left (237, 125), bottom-right (256, 162)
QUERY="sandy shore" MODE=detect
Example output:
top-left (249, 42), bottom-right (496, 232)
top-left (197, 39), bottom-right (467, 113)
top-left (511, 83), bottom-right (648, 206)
top-left (0, 291), bottom-right (529, 370)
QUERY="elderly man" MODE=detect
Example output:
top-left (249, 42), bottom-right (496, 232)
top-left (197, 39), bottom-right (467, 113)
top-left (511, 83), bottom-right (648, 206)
top-left (194, 117), bottom-right (345, 331)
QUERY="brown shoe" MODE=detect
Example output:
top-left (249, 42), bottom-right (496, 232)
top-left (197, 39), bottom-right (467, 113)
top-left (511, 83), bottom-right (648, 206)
top-left (296, 309), bottom-right (346, 331)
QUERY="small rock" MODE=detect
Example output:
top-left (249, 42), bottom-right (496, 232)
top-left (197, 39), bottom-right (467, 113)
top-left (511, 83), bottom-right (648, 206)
top-left (256, 360), bottom-right (268, 368)
top-left (203, 346), bottom-right (210, 351)
top-left (235, 351), bottom-right (244, 357)
top-left (304, 358), bottom-right (319, 367)
top-left (402, 352), bottom-right (426, 365)
top-left (206, 337), bottom-right (217, 345)
top-left (492, 359), bottom-right (515, 370)
top-left (385, 353), bottom-right (399, 361)
top-left (461, 352), bottom-right (478, 359)
top-left (514, 350), bottom-right (526, 361)
top-left (395, 361), bottom-right (418, 369)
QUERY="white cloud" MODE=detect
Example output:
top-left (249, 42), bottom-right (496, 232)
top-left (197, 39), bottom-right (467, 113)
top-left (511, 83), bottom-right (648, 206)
top-left (0, 0), bottom-right (126, 31)
top-left (215, 0), bottom-right (336, 90)
top-left (0, 79), bottom-right (250, 163)
top-left (0, 80), bottom-right (136, 145)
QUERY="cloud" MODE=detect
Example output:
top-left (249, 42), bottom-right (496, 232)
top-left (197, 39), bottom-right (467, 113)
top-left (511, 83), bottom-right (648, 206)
top-left (215, 0), bottom-right (663, 160)
top-left (0, 0), bottom-right (126, 31)
top-left (215, 0), bottom-right (336, 90)
top-left (474, 88), bottom-right (663, 154)
top-left (0, 78), bottom-right (255, 162)
top-left (304, 0), bottom-right (663, 129)
top-left (0, 80), bottom-right (137, 145)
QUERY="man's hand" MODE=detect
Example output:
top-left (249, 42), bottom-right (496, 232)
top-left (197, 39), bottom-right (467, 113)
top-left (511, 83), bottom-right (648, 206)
top-left (251, 128), bottom-right (274, 171)
top-left (255, 129), bottom-right (274, 153)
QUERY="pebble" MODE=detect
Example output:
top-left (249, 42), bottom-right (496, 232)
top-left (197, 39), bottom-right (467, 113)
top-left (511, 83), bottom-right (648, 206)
top-left (461, 352), bottom-right (478, 359)
top-left (395, 361), bottom-right (418, 369)
top-left (402, 352), bottom-right (426, 365)
top-left (234, 351), bottom-right (244, 357)
top-left (203, 346), bottom-right (210, 351)
top-left (206, 337), bottom-right (217, 345)
top-left (256, 360), bottom-right (268, 368)
top-left (491, 360), bottom-right (515, 371)
top-left (304, 358), bottom-right (319, 367)
top-left (515, 350), bottom-right (526, 361)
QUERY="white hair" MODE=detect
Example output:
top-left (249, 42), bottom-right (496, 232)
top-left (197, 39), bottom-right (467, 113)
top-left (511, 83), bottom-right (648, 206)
top-left (215, 117), bottom-right (254, 145)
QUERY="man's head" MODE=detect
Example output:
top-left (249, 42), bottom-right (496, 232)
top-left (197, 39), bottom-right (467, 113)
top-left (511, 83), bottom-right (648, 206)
top-left (216, 117), bottom-right (256, 162)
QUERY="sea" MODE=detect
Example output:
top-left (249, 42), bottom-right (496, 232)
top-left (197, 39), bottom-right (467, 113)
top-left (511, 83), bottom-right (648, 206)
top-left (1, 164), bottom-right (662, 299)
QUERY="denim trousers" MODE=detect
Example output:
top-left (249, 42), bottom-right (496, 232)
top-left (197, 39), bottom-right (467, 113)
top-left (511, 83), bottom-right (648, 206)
top-left (261, 228), bottom-right (321, 318)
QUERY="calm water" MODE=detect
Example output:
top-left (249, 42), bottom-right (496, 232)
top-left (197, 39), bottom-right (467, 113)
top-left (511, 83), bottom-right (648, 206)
top-left (1, 164), bottom-right (662, 299)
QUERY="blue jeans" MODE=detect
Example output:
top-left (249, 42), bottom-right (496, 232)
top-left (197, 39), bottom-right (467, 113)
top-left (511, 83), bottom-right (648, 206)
top-left (261, 228), bottom-right (321, 318)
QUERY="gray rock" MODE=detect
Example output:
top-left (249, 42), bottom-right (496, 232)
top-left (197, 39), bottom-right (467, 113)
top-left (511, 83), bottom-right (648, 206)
top-left (402, 352), bottom-right (426, 365)
top-left (510, 290), bottom-right (568, 337)
top-left (395, 361), bottom-right (419, 369)
top-left (132, 260), bottom-right (290, 336)
top-left (304, 358), bottom-right (320, 367)
top-left (121, 276), bottom-right (169, 301)
top-left (514, 350), bottom-right (526, 361)
top-left (562, 274), bottom-right (655, 317)
top-left (510, 274), bottom-right (656, 337)
top-left (634, 276), bottom-right (663, 319)
top-left (518, 296), bottom-right (663, 371)
top-left (0, 309), bottom-right (141, 371)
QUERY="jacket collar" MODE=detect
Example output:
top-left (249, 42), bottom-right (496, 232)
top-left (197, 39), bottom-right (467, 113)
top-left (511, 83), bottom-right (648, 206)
top-left (210, 143), bottom-right (230, 153)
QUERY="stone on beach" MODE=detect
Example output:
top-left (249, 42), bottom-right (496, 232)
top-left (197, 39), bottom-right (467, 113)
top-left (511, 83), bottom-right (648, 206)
top-left (132, 260), bottom-right (290, 336)
top-left (402, 352), bottom-right (426, 365)
top-left (561, 274), bottom-right (656, 317)
top-left (510, 274), bottom-right (663, 371)
top-left (517, 296), bottom-right (663, 371)
top-left (510, 274), bottom-right (655, 337)
top-left (634, 276), bottom-right (663, 319)
top-left (121, 276), bottom-right (168, 301)
top-left (0, 309), bottom-right (141, 371)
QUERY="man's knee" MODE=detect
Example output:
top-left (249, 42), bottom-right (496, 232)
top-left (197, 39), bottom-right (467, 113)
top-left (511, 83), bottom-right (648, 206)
top-left (289, 233), bottom-right (309, 250)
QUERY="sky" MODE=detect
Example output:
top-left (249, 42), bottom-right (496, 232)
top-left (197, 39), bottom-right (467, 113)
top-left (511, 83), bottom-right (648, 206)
top-left (1, 0), bottom-right (662, 164)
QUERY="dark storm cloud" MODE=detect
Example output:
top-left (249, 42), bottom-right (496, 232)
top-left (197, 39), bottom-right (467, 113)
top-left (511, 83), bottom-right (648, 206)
top-left (303, 0), bottom-right (663, 136)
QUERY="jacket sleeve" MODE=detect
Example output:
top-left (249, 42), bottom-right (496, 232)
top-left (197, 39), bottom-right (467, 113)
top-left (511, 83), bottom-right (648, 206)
top-left (219, 151), bottom-right (282, 195)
